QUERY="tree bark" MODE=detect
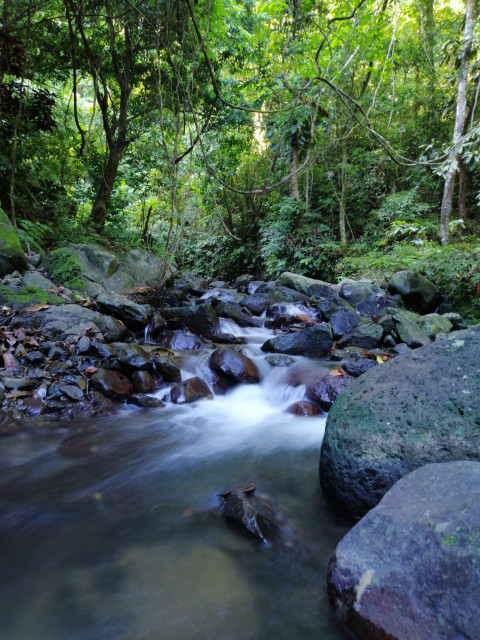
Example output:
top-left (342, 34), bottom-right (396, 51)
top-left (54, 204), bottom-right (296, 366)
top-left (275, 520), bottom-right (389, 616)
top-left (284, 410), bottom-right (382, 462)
top-left (90, 141), bottom-right (126, 229)
top-left (339, 136), bottom-right (348, 252)
top-left (439, 0), bottom-right (476, 244)
top-left (290, 129), bottom-right (300, 200)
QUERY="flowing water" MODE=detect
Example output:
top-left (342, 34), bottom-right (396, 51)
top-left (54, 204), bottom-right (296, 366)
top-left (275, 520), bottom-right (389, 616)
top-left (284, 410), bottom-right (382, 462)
top-left (0, 314), bottom-right (351, 640)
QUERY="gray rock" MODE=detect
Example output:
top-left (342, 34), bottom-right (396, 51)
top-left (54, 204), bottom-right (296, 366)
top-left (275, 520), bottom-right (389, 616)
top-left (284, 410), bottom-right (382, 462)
top-left (96, 292), bottom-right (150, 329)
top-left (337, 324), bottom-right (383, 350)
top-left (59, 385), bottom-right (84, 401)
top-left (162, 303), bottom-right (219, 338)
top-left (112, 342), bottom-right (153, 372)
top-left (277, 271), bottom-right (334, 298)
top-left (328, 462), bottom-right (480, 640)
top-left (216, 301), bottom-right (262, 328)
top-left (342, 356), bottom-right (377, 378)
top-left (330, 308), bottom-right (362, 338)
top-left (132, 370), bottom-right (156, 393)
top-left (158, 330), bottom-right (203, 351)
top-left (418, 313), bottom-right (453, 339)
top-left (388, 270), bottom-right (439, 313)
top-left (150, 353), bottom-right (181, 382)
top-left (0, 377), bottom-right (36, 391)
top-left (22, 271), bottom-right (56, 292)
top-left (264, 354), bottom-right (295, 367)
top-left (339, 279), bottom-right (383, 305)
top-left (261, 324), bottom-right (333, 357)
top-left (320, 326), bottom-right (480, 520)
top-left (306, 372), bottom-right (354, 410)
top-left (441, 312), bottom-right (468, 330)
top-left (90, 368), bottom-right (133, 400)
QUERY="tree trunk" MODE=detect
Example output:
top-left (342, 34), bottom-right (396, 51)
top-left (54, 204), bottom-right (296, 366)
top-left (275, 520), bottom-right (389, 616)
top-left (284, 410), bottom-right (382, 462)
top-left (458, 156), bottom-right (468, 222)
top-left (290, 130), bottom-right (300, 200)
top-left (90, 141), bottom-right (126, 230)
top-left (339, 137), bottom-right (348, 252)
top-left (439, 0), bottom-right (476, 244)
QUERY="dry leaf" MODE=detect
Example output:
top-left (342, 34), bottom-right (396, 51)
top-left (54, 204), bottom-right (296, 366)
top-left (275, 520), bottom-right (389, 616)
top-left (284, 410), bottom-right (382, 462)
top-left (2, 352), bottom-right (16, 371)
top-left (6, 390), bottom-right (32, 399)
top-left (330, 368), bottom-right (344, 376)
top-left (84, 366), bottom-right (98, 376)
top-left (23, 303), bottom-right (51, 313)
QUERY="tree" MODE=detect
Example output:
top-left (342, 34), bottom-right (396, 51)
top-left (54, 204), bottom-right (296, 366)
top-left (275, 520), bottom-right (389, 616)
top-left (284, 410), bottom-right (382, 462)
top-left (439, 0), bottom-right (476, 244)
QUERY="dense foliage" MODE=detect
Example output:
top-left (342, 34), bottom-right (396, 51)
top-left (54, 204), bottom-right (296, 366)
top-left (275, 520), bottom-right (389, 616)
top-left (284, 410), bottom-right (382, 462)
top-left (1, 0), bottom-right (479, 318)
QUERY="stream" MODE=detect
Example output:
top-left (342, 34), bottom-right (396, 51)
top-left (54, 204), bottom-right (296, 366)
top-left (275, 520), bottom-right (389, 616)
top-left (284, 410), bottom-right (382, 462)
top-left (0, 315), bottom-right (351, 639)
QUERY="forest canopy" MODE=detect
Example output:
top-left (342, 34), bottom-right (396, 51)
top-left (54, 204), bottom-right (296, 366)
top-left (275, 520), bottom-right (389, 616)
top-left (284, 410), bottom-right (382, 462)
top-left (0, 0), bottom-right (479, 317)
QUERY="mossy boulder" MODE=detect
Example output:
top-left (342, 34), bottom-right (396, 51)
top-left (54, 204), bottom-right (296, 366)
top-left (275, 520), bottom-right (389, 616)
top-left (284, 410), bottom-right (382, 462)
top-left (320, 325), bottom-right (480, 520)
top-left (0, 208), bottom-right (26, 276)
top-left (0, 284), bottom-right (64, 310)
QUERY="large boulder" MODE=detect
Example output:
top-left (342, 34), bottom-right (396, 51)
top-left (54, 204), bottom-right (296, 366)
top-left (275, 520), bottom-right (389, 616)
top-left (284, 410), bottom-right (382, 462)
top-left (277, 271), bottom-right (333, 298)
top-left (327, 461), bottom-right (480, 640)
top-left (388, 270), bottom-right (439, 313)
top-left (0, 208), bottom-right (26, 275)
top-left (339, 279), bottom-right (383, 305)
top-left (96, 292), bottom-right (150, 329)
top-left (261, 324), bottom-right (333, 357)
top-left (320, 326), bottom-right (480, 520)
top-left (162, 303), bottom-right (219, 338)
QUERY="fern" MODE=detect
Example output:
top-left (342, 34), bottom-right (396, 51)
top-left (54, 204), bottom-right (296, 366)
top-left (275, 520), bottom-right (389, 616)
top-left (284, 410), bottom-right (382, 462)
top-left (17, 220), bottom-right (53, 255)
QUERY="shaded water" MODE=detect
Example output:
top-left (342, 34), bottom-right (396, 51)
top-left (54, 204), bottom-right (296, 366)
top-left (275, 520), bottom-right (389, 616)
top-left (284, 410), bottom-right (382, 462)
top-left (0, 317), bottom-right (350, 640)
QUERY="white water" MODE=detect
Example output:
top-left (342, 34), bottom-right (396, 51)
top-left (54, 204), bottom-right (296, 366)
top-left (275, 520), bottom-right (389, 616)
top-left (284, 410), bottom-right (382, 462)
top-left (0, 308), bottom-right (349, 640)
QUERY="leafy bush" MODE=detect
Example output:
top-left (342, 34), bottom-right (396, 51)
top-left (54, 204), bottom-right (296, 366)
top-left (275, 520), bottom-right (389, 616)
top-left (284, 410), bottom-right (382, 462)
top-left (17, 219), bottom-right (53, 254)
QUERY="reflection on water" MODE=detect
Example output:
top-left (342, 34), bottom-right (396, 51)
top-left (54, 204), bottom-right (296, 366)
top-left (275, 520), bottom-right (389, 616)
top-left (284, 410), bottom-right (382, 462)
top-left (0, 316), bottom-right (350, 640)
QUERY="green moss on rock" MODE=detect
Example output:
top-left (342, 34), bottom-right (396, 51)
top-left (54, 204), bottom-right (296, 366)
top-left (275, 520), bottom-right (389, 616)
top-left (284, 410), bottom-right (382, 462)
top-left (45, 249), bottom-right (85, 290)
top-left (0, 285), bottom-right (64, 309)
top-left (0, 208), bottom-right (26, 276)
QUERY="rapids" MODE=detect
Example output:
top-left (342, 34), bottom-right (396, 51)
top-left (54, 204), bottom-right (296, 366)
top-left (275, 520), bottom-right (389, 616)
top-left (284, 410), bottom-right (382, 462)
top-left (0, 314), bottom-right (350, 639)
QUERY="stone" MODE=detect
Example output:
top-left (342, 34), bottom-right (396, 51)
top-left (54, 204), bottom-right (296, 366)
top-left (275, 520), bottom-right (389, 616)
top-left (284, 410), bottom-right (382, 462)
top-left (162, 303), bottom-right (219, 338)
top-left (0, 377), bottom-right (36, 391)
top-left (330, 308), bottom-right (362, 338)
top-left (417, 313), bottom-right (453, 339)
top-left (241, 292), bottom-right (279, 316)
top-left (170, 376), bottom-right (213, 403)
top-left (158, 330), bottom-right (203, 351)
top-left (209, 348), bottom-right (261, 385)
top-left (336, 324), bottom-right (383, 350)
top-left (441, 312), bottom-right (468, 330)
top-left (23, 397), bottom-right (46, 417)
top-left (128, 395), bottom-right (165, 409)
top-left (264, 354), bottom-right (295, 367)
top-left (342, 356), bottom-right (377, 378)
top-left (306, 372), bottom-right (354, 410)
top-left (90, 368), bottom-right (133, 400)
top-left (215, 301), bottom-right (263, 328)
top-left (132, 370), bottom-right (156, 393)
top-left (285, 400), bottom-right (321, 417)
top-left (339, 279), bottom-right (383, 305)
top-left (261, 324), bottom-right (333, 357)
top-left (327, 462), bottom-right (480, 640)
top-left (319, 326), bottom-right (480, 520)
top-left (22, 271), bottom-right (56, 292)
top-left (277, 271), bottom-right (334, 298)
top-left (113, 342), bottom-right (153, 372)
top-left (76, 335), bottom-right (91, 355)
top-left (0, 207), bottom-right (26, 275)
top-left (150, 353), bottom-right (182, 382)
top-left (395, 320), bottom-right (431, 348)
top-left (388, 270), bottom-right (439, 313)
top-left (59, 384), bottom-right (84, 401)
top-left (96, 292), bottom-right (150, 329)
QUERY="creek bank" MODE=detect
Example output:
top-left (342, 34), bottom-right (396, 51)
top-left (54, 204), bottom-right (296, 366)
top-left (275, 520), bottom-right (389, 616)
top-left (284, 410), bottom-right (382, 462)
top-left (0, 246), bottom-right (469, 433)
top-left (327, 461), bottom-right (480, 640)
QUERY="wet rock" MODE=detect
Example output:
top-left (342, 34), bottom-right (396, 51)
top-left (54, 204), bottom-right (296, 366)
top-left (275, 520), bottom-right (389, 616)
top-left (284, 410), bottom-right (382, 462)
top-left (220, 488), bottom-right (282, 544)
top-left (319, 326), bottom-right (480, 520)
top-left (147, 312), bottom-right (168, 339)
top-left (0, 409), bottom-right (23, 434)
top-left (316, 295), bottom-right (335, 321)
top-left (25, 350), bottom-right (44, 365)
top-left (158, 330), bottom-right (203, 351)
top-left (162, 302), bottom-right (219, 338)
top-left (132, 370), bottom-right (156, 393)
top-left (150, 353), bottom-right (181, 382)
top-left (0, 208), bottom-right (26, 275)
top-left (48, 345), bottom-right (65, 361)
top-left (96, 292), bottom-right (150, 329)
top-left (255, 283), bottom-right (309, 304)
top-left (337, 324), bottom-right (383, 350)
top-left (417, 313), bottom-right (453, 339)
top-left (235, 274), bottom-right (255, 290)
top-left (261, 324), bottom-right (333, 357)
top-left (209, 348), bottom-right (261, 385)
top-left (354, 293), bottom-right (395, 318)
top-left (215, 301), bottom-right (262, 328)
top-left (90, 368), bottom-right (133, 400)
top-left (23, 397), bottom-right (46, 417)
top-left (330, 308), bottom-right (362, 339)
top-left (306, 372), bottom-right (353, 410)
top-left (90, 341), bottom-right (115, 359)
top-left (241, 292), bottom-right (279, 316)
top-left (277, 272), bottom-right (334, 298)
top-left (388, 270), bottom-right (439, 313)
top-left (285, 401), bottom-right (321, 417)
top-left (128, 394), bottom-right (165, 409)
top-left (59, 385), bottom-right (84, 401)
top-left (327, 462), bottom-right (480, 640)
top-left (112, 342), bottom-right (153, 372)
top-left (265, 354), bottom-right (295, 367)
top-left (284, 362), bottom-right (331, 387)
top-left (170, 376), bottom-right (213, 404)
top-left (247, 280), bottom-right (264, 294)
top-left (342, 355), bottom-right (377, 378)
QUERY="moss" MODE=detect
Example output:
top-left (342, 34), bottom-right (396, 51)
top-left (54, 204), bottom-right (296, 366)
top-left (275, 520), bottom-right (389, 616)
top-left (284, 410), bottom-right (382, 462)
top-left (0, 284), bottom-right (64, 309)
top-left (0, 207), bottom-right (26, 275)
top-left (45, 248), bottom-right (85, 290)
